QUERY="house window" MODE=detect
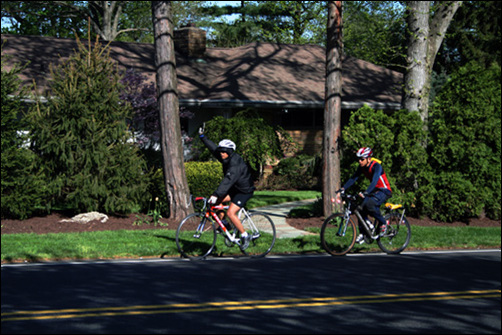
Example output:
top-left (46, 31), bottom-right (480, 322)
top-left (280, 108), bottom-right (323, 129)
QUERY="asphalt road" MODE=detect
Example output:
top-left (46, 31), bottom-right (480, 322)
top-left (2, 250), bottom-right (500, 334)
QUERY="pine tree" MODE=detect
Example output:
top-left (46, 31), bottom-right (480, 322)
top-left (1, 51), bottom-right (49, 219)
top-left (27, 36), bottom-right (148, 214)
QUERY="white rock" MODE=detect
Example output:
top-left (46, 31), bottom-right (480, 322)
top-left (60, 212), bottom-right (109, 224)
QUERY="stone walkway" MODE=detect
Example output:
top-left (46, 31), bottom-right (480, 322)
top-left (253, 199), bottom-right (317, 238)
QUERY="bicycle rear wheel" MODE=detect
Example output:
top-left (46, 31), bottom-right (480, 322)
top-left (176, 213), bottom-right (216, 259)
top-left (320, 213), bottom-right (357, 256)
top-left (377, 212), bottom-right (411, 254)
top-left (241, 212), bottom-right (276, 257)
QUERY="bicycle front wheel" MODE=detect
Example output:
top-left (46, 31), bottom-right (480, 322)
top-left (377, 212), bottom-right (411, 254)
top-left (320, 213), bottom-right (357, 256)
top-left (176, 213), bottom-right (216, 260)
top-left (241, 212), bottom-right (276, 257)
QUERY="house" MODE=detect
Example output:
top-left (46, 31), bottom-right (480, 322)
top-left (1, 28), bottom-right (403, 154)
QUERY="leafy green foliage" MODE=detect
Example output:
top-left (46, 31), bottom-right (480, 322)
top-left (341, 106), bottom-right (431, 217)
top-left (203, 1), bottom-right (326, 46)
top-left (193, 109), bottom-right (292, 175)
top-left (1, 1), bottom-right (87, 39)
top-left (428, 62), bottom-right (501, 220)
top-left (343, 1), bottom-right (406, 69)
top-left (341, 62), bottom-right (501, 221)
top-left (268, 154), bottom-right (321, 190)
top-left (184, 161), bottom-right (223, 197)
top-left (438, 1), bottom-right (501, 73)
top-left (25, 37), bottom-right (148, 215)
top-left (147, 162), bottom-right (224, 210)
top-left (1, 51), bottom-right (50, 219)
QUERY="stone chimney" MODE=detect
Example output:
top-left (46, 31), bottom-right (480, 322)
top-left (174, 25), bottom-right (206, 58)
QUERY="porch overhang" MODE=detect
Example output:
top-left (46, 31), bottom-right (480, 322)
top-left (180, 99), bottom-right (401, 110)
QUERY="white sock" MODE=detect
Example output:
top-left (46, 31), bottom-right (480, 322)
top-left (241, 232), bottom-right (248, 238)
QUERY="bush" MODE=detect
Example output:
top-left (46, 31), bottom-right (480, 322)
top-left (341, 106), bottom-right (431, 217)
top-left (192, 109), bottom-right (293, 176)
top-left (25, 37), bottom-right (148, 215)
top-left (265, 154), bottom-right (321, 190)
top-left (340, 62), bottom-right (501, 221)
top-left (1, 51), bottom-right (50, 219)
top-left (142, 162), bottom-right (222, 218)
top-left (428, 62), bottom-right (501, 220)
top-left (185, 161), bottom-right (223, 197)
top-left (1, 147), bottom-right (51, 219)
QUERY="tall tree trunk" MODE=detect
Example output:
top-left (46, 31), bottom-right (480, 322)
top-left (151, 1), bottom-right (192, 221)
top-left (403, 1), bottom-right (462, 125)
top-left (403, 1), bottom-right (429, 121)
top-left (323, 1), bottom-right (343, 216)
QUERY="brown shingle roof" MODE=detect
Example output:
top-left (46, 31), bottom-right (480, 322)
top-left (1, 34), bottom-right (402, 109)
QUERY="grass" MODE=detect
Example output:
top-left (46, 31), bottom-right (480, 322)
top-left (1, 190), bottom-right (500, 262)
top-left (246, 190), bottom-right (321, 208)
top-left (2, 226), bottom-right (500, 262)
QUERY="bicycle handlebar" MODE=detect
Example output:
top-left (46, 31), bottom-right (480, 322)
top-left (337, 191), bottom-right (403, 212)
top-left (193, 196), bottom-right (208, 212)
top-left (335, 190), bottom-right (359, 202)
top-left (192, 196), bottom-right (228, 212)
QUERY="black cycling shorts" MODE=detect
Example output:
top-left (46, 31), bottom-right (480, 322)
top-left (228, 189), bottom-right (254, 208)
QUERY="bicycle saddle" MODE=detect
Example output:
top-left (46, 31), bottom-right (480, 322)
top-left (385, 203), bottom-right (402, 210)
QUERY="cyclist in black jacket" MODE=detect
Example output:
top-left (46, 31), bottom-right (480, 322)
top-left (199, 129), bottom-right (255, 249)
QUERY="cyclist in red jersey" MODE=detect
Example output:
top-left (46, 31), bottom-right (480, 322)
top-left (340, 147), bottom-right (392, 244)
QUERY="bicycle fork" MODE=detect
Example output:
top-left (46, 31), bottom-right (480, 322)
top-left (209, 211), bottom-right (242, 245)
top-left (192, 213), bottom-right (226, 239)
top-left (193, 217), bottom-right (208, 239)
top-left (336, 212), bottom-right (352, 237)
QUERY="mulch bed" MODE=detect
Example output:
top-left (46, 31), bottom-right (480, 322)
top-left (1, 212), bottom-right (500, 235)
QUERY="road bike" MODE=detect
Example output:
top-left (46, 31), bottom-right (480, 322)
top-left (176, 197), bottom-right (276, 259)
top-left (320, 191), bottom-right (411, 256)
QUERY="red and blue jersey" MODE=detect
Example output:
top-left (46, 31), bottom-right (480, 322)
top-left (343, 158), bottom-right (392, 194)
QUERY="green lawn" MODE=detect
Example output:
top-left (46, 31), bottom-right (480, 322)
top-left (1, 190), bottom-right (500, 262)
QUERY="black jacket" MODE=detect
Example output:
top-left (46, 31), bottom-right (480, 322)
top-left (200, 135), bottom-right (255, 197)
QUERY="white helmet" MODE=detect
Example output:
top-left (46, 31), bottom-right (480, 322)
top-left (356, 147), bottom-right (373, 159)
top-left (217, 139), bottom-right (236, 152)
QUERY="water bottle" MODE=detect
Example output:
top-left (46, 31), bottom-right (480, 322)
top-left (366, 220), bottom-right (374, 231)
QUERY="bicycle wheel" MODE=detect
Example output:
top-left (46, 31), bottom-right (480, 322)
top-left (241, 212), bottom-right (276, 257)
top-left (377, 212), bottom-right (411, 254)
top-left (320, 213), bottom-right (357, 256)
top-left (176, 213), bottom-right (216, 259)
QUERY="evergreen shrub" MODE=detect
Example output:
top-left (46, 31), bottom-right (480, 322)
top-left (269, 154), bottom-right (321, 190)
top-left (1, 52), bottom-right (50, 219)
top-left (145, 162), bottom-right (221, 217)
top-left (429, 62), bottom-right (501, 220)
top-left (25, 37), bottom-right (148, 215)
top-left (341, 106), bottom-right (432, 218)
top-left (341, 62), bottom-right (501, 221)
top-left (184, 161), bottom-right (223, 197)
top-left (192, 109), bottom-right (293, 176)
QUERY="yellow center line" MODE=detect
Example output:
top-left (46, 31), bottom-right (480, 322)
top-left (2, 289), bottom-right (500, 322)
